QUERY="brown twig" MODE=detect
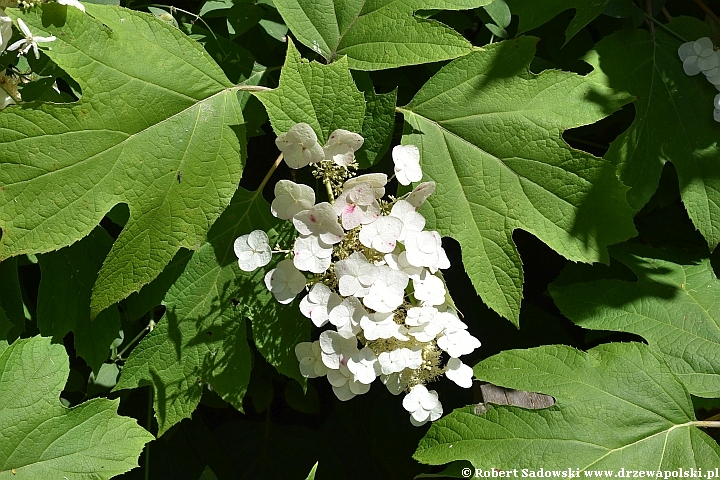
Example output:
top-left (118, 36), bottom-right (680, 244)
top-left (694, 0), bottom-right (720, 28)
top-left (645, 0), bottom-right (655, 33)
top-left (661, 7), bottom-right (672, 22)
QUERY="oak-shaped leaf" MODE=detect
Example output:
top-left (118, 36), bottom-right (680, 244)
top-left (551, 243), bottom-right (720, 397)
top-left (415, 343), bottom-right (720, 469)
top-left (399, 37), bottom-right (637, 323)
top-left (0, 336), bottom-right (153, 478)
top-left (254, 38), bottom-right (366, 143)
top-left (585, 18), bottom-right (720, 250)
top-left (272, 0), bottom-right (492, 70)
top-left (0, 4), bottom-right (247, 317)
top-left (115, 187), bottom-right (309, 435)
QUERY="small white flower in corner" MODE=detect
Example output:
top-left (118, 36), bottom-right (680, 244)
top-left (445, 358), bottom-right (474, 388)
top-left (233, 230), bottom-right (271, 271)
top-left (402, 384), bottom-right (443, 426)
top-left (263, 258), bottom-right (306, 304)
top-left (7, 19), bottom-right (56, 60)
top-left (392, 144), bottom-right (422, 186)
top-left (275, 122), bottom-right (324, 169)
top-left (57, 0), bottom-right (86, 13)
top-left (323, 129), bottom-right (364, 166)
top-left (1, 14), bottom-right (12, 53)
top-left (714, 93), bottom-right (720, 123)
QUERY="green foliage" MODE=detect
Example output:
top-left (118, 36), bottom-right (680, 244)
top-left (400, 37), bottom-right (637, 323)
top-left (37, 227), bottom-right (121, 374)
top-left (254, 38), bottom-right (365, 141)
top-left (415, 342), bottom-right (720, 469)
top-left (272, 0), bottom-right (492, 70)
top-left (0, 258), bottom-right (25, 341)
top-left (0, 336), bottom-right (153, 478)
top-left (506, 0), bottom-right (611, 41)
top-left (551, 244), bottom-right (720, 398)
top-left (586, 18), bottom-right (720, 250)
top-left (115, 187), bottom-right (309, 435)
top-left (0, 5), bottom-right (247, 318)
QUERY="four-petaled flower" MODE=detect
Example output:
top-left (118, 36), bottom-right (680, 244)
top-left (233, 230), bottom-right (272, 272)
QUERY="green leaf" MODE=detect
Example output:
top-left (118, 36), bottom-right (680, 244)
top-left (585, 19), bottom-right (720, 250)
top-left (0, 306), bottom-right (10, 342)
top-left (115, 187), bottom-right (309, 435)
top-left (87, 362), bottom-right (121, 397)
top-left (354, 73), bottom-right (397, 168)
top-left (37, 227), bottom-right (121, 374)
top-left (0, 257), bottom-right (24, 341)
top-left (272, 0), bottom-right (493, 70)
top-left (482, 0), bottom-right (511, 30)
top-left (399, 37), bottom-right (637, 323)
top-left (305, 462), bottom-right (318, 480)
top-left (415, 342), bottom-right (720, 469)
top-left (0, 336), bottom-right (153, 478)
top-left (550, 244), bottom-right (720, 397)
top-left (506, 0), bottom-right (610, 41)
top-left (0, 5), bottom-right (246, 317)
top-left (254, 39), bottom-right (365, 142)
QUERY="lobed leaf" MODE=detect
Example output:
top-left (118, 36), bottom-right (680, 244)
top-left (585, 18), bottom-right (720, 250)
top-left (506, 0), bottom-right (611, 42)
top-left (0, 4), bottom-right (247, 317)
top-left (254, 38), bottom-right (365, 142)
top-left (272, 0), bottom-right (493, 70)
top-left (416, 342), bottom-right (720, 469)
top-left (0, 336), bottom-right (153, 478)
top-left (399, 37), bottom-right (637, 323)
top-left (115, 187), bottom-right (309, 435)
top-left (551, 243), bottom-right (720, 397)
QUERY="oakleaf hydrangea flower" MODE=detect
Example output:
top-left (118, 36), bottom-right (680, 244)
top-left (319, 330), bottom-right (358, 369)
top-left (359, 215), bottom-right (403, 253)
top-left (300, 283), bottom-right (341, 327)
top-left (437, 329), bottom-right (481, 357)
top-left (324, 129), bottom-right (364, 166)
top-left (293, 234), bottom-right (333, 273)
top-left (240, 123), bottom-right (482, 427)
top-left (7, 18), bottom-right (56, 60)
top-left (334, 182), bottom-right (381, 230)
top-left (272, 180), bottom-right (315, 220)
top-left (275, 122), bottom-right (324, 169)
top-left (715, 93), bottom-right (720, 122)
top-left (347, 347), bottom-right (381, 384)
top-left (327, 364), bottom-right (370, 401)
top-left (344, 173), bottom-right (387, 199)
top-left (293, 202), bottom-right (344, 244)
top-left (295, 341), bottom-right (329, 378)
top-left (392, 144), bottom-right (422, 186)
top-left (403, 385), bottom-right (443, 426)
top-left (264, 258), bottom-right (306, 304)
top-left (234, 230), bottom-right (272, 272)
top-left (679, 37), bottom-right (715, 76)
top-left (445, 358), bottom-right (474, 388)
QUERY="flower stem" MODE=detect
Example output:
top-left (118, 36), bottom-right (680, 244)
top-left (694, 420), bottom-right (720, 428)
top-left (115, 319), bottom-right (156, 361)
top-left (324, 177), bottom-right (335, 204)
top-left (641, 11), bottom-right (688, 43)
top-left (693, 0), bottom-right (720, 28)
top-left (258, 153), bottom-right (284, 192)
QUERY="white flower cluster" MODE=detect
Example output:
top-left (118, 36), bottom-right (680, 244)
top-left (235, 123), bottom-right (481, 426)
top-left (678, 37), bottom-right (720, 122)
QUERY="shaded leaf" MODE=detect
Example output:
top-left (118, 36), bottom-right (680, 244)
top-left (585, 18), bottom-right (720, 250)
top-left (399, 37), bottom-right (637, 323)
top-left (0, 336), bottom-right (153, 478)
top-left (356, 83), bottom-right (397, 169)
top-left (37, 227), bottom-right (121, 374)
top-left (272, 0), bottom-right (493, 70)
top-left (115, 188), bottom-right (309, 435)
top-left (506, 0), bottom-right (610, 41)
top-left (0, 257), bottom-right (24, 341)
top-left (0, 5), bottom-right (247, 317)
top-left (415, 343), bottom-right (720, 469)
top-left (551, 243), bottom-right (720, 397)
